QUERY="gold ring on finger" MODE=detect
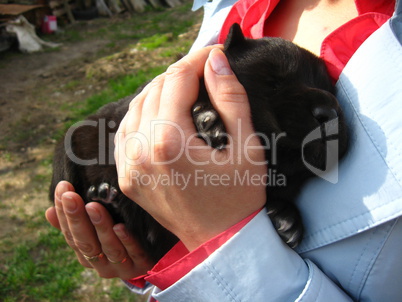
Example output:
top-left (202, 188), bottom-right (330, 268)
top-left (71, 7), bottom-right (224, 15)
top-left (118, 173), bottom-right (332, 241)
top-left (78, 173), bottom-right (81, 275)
top-left (107, 256), bottom-right (127, 264)
top-left (83, 252), bottom-right (104, 262)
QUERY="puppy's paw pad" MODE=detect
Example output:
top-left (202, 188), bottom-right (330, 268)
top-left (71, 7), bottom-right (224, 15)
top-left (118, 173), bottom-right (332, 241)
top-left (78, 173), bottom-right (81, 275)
top-left (87, 183), bottom-right (118, 203)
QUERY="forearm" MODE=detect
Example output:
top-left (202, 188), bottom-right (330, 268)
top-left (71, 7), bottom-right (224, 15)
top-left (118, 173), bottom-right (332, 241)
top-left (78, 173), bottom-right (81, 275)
top-left (152, 210), bottom-right (352, 301)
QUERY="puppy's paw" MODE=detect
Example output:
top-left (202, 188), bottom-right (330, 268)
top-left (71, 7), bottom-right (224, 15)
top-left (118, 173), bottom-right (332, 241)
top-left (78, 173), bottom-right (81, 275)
top-left (267, 204), bottom-right (303, 249)
top-left (192, 103), bottom-right (227, 149)
top-left (87, 183), bottom-right (118, 204)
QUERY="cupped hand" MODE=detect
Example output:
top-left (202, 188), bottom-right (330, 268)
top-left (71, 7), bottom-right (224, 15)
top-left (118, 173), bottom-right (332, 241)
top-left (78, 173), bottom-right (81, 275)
top-left (45, 181), bottom-right (154, 279)
top-left (116, 46), bottom-right (267, 251)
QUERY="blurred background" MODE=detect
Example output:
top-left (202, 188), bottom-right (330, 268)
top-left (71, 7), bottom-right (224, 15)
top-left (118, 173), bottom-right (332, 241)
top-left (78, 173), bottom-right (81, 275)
top-left (0, 0), bottom-right (201, 300)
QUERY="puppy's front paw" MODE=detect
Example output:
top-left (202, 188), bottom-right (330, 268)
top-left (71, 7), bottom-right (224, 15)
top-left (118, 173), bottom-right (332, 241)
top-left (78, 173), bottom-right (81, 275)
top-left (87, 183), bottom-right (118, 204)
top-left (267, 204), bottom-right (303, 249)
top-left (192, 103), bottom-right (227, 149)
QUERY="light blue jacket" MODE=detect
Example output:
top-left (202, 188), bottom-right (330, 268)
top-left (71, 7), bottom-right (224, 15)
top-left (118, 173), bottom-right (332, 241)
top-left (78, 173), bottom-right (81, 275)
top-left (145, 1), bottom-right (402, 300)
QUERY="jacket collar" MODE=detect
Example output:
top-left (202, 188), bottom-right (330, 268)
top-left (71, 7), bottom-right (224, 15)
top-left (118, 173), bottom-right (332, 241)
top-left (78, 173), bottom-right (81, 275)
top-left (217, 0), bottom-right (394, 81)
top-left (296, 17), bottom-right (402, 253)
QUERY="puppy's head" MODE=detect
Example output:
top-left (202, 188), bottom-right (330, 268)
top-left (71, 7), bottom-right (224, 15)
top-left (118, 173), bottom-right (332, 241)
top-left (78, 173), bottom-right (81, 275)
top-left (223, 24), bottom-right (348, 179)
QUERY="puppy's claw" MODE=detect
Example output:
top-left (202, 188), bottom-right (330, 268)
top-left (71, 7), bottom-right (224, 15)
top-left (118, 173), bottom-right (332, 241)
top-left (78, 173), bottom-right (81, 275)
top-left (203, 116), bottom-right (211, 124)
top-left (193, 105), bottom-right (202, 113)
top-left (192, 103), bottom-right (227, 149)
top-left (87, 185), bottom-right (97, 201)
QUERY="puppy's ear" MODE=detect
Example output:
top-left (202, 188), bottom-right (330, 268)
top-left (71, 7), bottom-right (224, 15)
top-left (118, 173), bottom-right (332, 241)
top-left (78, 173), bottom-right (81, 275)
top-left (224, 23), bottom-right (246, 50)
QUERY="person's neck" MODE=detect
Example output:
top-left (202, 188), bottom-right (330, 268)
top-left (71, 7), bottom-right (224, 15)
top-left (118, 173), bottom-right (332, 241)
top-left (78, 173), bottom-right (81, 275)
top-left (265, 0), bottom-right (358, 55)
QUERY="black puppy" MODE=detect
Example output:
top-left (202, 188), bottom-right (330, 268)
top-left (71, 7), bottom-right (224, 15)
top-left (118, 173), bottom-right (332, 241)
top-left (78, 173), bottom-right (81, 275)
top-left (50, 24), bottom-right (348, 262)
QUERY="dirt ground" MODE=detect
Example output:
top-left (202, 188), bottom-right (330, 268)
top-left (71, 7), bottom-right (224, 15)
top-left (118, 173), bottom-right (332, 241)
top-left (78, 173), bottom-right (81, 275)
top-left (0, 10), bottom-right (201, 223)
top-left (0, 24), bottom-right (126, 239)
top-left (0, 36), bottom-right (108, 236)
top-left (0, 7), bottom-right (201, 299)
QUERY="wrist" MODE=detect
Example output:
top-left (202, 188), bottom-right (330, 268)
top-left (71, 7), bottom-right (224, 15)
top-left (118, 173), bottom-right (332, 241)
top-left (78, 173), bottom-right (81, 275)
top-left (177, 208), bottom-right (264, 251)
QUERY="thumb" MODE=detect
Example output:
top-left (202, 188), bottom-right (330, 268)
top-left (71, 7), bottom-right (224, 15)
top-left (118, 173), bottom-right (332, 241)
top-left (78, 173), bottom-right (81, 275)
top-left (204, 48), bottom-right (257, 147)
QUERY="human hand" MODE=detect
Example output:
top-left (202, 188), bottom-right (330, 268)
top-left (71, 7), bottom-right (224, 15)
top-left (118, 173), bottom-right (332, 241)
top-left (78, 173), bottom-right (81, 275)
top-left (115, 46), bottom-right (267, 251)
top-left (45, 181), bottom-right (154, 279)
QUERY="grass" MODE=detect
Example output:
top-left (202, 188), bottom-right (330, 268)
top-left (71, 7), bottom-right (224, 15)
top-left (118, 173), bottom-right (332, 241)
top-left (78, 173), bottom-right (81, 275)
top-left (59, 66), bottom-right (166, 137)
top-left (1, 1), bottom-right (200, 301)
top-left (0, 1), bottom-right (198, 149)
top-left (47, 2), bottom-right (196, 46)
top-left (0, 221), bottom-right (83, 301)
top-left (0, 151), bottom-right (14, 162)
top-left (138, 33), bottom-right (172, 50)
top-left (1, 223), bottom-right (139, 301)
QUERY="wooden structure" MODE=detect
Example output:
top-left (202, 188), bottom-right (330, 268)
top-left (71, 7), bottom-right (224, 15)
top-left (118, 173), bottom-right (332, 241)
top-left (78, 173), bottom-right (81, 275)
top-left (0, 3), bottom-right (46, 26)
top-left (0, 0), bottom-right (183, 34)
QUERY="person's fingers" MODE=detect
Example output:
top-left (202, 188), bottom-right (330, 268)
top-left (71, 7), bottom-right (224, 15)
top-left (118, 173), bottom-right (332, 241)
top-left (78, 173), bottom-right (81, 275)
top-left (85, 202), bottom-right (145, 279)
top-left (129, 82), bottom-right (148, 111)
top-left (49, 181), bottom-right (154, 279)
top-left (124, 96), bottom-right (145, 138)
top-left (45, 207), bottom-right (60, 230)
top-left (204, 48), bottom-right (265, 163)
top-left (52, 182), bottom-right (93, 267)
top-left (125, 74), bottom-right (165, 133)
top-left (114, 223), bottom-right (155, 275)
top-left (142, 74), bottom-right (164, 121)
top-left (61, 191), bottom-right (108, 267)
top-left (49, 181), bottom-right (75, 231)
top-left (115, 83), bottom-right (149, 179)
top-left (136, 74), bottom-right (165, 159)
top-left (54, 182), bottom-right (82, 254)
top-left (204, 48), bottom-right (253, 138)
top-left (159, 45), bottom-right (222, 122)
top-left (48, 204), bottom-right (94, 268)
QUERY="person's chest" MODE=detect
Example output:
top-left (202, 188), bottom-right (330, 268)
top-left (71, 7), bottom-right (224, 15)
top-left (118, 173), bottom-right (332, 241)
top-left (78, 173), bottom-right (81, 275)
top-left (264, 0), bottom-right (358, 56)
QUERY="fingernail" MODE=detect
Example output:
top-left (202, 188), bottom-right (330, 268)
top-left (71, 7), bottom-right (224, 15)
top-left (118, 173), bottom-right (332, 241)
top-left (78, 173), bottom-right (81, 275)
top-left (114, 224), bottom-right (128, 239)
top-left (209, 48), bottom-right (233, 75)
top-left (86, 206), bottom-right (101, 223)
top-left (62, 194), bottom-right (77, 213)
top-left (55, 181), bottom-right (68, 202)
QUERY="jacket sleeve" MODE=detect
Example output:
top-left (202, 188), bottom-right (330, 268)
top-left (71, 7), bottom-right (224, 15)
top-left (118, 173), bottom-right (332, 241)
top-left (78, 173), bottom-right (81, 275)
top-left (151, 210), bottom-right (352, 301)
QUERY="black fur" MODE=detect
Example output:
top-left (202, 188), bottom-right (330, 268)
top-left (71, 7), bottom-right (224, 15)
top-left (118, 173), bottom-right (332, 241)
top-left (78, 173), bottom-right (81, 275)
top-left (50, 24), bottom-right (348, 262)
